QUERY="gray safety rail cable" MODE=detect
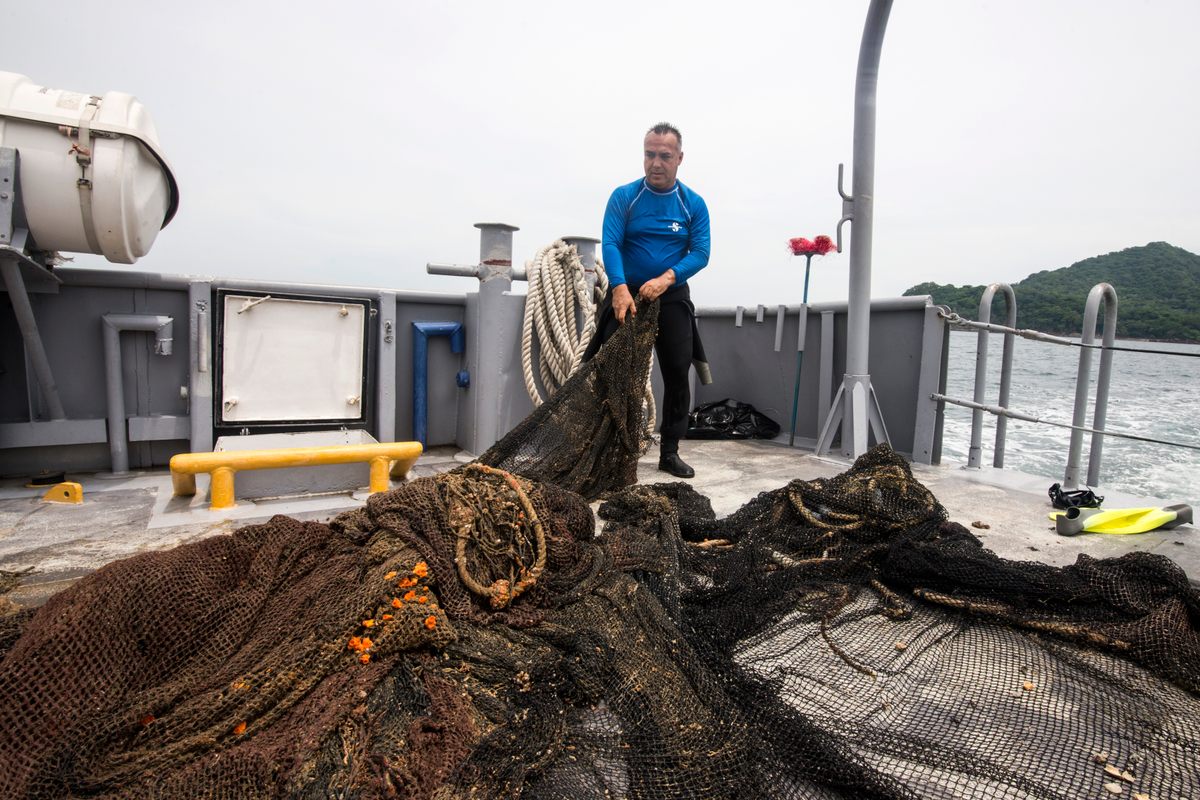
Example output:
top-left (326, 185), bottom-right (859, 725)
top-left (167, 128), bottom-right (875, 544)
top-left (938, 311), bottom-right (1200, 358)
top-left (931, 394), bottom-right (1200, 452)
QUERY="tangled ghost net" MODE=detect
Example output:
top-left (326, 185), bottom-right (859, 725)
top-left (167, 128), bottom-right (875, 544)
top-left (0, 301), bottom-right (1198, 799)
top-left (479, 297), bottom-right (660, 499)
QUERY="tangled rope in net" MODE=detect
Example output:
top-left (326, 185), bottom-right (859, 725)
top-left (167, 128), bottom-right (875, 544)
top-left (521, 239), bottom-right (655, 437)
top-left (444, 463), bottom-right (546, 610)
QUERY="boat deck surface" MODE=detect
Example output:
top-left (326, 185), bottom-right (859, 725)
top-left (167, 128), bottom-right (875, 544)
top-left (1, 439), bottom-right (1195, 608)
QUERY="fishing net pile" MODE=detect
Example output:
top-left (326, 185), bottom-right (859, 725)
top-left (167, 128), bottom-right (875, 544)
top-left (1, 303), bottom-right (1199, 798)
top-left (477, 298), bottom-right (659, 498)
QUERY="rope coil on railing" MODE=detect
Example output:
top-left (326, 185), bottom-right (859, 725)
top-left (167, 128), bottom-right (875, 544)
top-left (938, 310), bottom-right (1200, 358)
top-left (520, 239), bottom-right (655, 436)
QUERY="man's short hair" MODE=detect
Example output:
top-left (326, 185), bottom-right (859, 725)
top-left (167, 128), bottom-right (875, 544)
top-left (646, 122), bottom-right (682, 148)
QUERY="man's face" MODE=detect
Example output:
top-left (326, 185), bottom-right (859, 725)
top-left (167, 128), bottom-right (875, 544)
top-left (643, 132), bottom-right (683, 190)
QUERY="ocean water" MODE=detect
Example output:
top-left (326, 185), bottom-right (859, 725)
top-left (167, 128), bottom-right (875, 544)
top-left (939, 331), bottom-right (1200, 504)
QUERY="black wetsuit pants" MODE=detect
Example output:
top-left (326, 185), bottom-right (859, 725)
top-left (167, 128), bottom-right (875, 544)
top-left (587, 283), bottom-right (695, 455)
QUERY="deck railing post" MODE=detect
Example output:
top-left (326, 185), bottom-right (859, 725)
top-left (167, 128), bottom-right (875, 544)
top-left (968, 284), bottom-right (1016, 468)
top-left (1063, 283), bottom-right (1118, 489)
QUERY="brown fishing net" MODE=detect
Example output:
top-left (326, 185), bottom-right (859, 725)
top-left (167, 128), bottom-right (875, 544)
top-left (1, 300), bottom-right (1199, 798)
top-left (476, 299), bottom-right (659, 499)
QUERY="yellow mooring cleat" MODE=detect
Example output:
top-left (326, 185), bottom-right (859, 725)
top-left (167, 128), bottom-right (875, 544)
top-left (41, 482), bottom-right (84, 504)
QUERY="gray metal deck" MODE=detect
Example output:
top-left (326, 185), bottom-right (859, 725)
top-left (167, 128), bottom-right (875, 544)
top-left (1, 440), bottom-right (1195, 609)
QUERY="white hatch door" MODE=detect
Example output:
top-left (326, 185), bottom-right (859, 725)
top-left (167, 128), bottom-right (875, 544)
top-left (219, 294), bottom-right (366, 423)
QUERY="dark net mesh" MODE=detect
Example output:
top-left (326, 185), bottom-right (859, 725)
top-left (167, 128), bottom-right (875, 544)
top-left (1, 306), bottom-right (1199, 798)
top-left (476, 300), bottom-right (659, 500)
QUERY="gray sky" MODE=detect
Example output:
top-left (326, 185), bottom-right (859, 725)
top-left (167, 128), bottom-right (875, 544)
top-left (5, 1), bottom-right (1198, 305)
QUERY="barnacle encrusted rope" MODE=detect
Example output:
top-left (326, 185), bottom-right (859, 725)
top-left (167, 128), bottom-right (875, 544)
top-left (786, 462), bottom-right (938, 532)
top-left (445, 463), bottom-right (547, 610)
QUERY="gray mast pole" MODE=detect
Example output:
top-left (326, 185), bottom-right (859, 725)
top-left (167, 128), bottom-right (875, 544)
top-left (846, 0), bottom-right (890, 379)
top-left (815, 0), bottom-right (894, 458)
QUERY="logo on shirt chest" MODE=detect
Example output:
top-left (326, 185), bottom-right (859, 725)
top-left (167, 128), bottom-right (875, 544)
top-left (669, 222), bottom-right (681, 233)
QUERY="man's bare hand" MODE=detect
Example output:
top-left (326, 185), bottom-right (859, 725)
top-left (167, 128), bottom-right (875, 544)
top-left (637, 270), bottom-right (676, 303)
top-left (612, 284), bottom-right (636, 323)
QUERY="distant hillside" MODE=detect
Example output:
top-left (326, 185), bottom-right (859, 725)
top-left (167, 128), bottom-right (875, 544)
top-left (903, 242), bottom-right (1200, 342)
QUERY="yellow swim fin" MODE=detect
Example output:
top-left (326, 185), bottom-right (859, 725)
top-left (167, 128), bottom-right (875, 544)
top-left (1049, 504), bottom-right (1193, 536)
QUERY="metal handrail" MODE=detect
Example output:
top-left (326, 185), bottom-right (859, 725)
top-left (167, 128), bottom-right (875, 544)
top-left (936, 282), bottom-right (1199, 487)
top-left (968, 284), bottom-right (1016, 468)
top-left (1067, 284), bottom-right (1117, 488)
top-left (931, 394), bottom-right (1200, 452)
top-left (937, 314), bottom-right (1199, 357)
top-left (171, 441), bottom-right (424, 510)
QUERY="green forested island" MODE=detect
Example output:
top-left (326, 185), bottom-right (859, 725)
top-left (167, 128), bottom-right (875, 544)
top-left (902, 242), bottom-right (1200, 342)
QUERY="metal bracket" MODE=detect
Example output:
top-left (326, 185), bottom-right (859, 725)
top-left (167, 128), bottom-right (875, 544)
top-left (0, 148), bottom-right (61, 294)
top-left (0, 147), bottom-right (67, 419)
top-left (835, 162), bottom-right (853, 253)
top-left (74, 97), bottom-right (103, 254)
top-left (0, 147), bottom-right (18, 248)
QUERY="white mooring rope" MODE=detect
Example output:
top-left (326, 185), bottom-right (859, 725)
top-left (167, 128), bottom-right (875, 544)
top-left (520, 240), bottom-right (655, 438)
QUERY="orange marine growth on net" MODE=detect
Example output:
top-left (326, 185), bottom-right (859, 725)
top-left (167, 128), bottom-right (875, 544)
top-left (382, 613), bottom-right (393, 621)
top-left (424, 616), bottom-right (437, 631)
top-left (391, 597), bottom-right (403, 608)
top-left (398, 576), bottom-right (416, 588)
top-left (362, 619), bottom-right (375, 628)
top-left (417, 595), bottom-right (428, 604)
top-left (404, 590), bottom-right (417, 602)
top-left (359, 653), bottom-right (371, 664)
top-left (347, 636), bottom-right (363, 651)
top-left (233, 721), bottom-right (247, 736)
top-left (413, 561), bottom-right (429, 578)
top-left (384, 570), bottom-right (398, 580)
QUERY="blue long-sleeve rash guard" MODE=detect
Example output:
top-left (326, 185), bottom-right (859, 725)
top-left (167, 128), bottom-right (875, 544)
top-left (601, 178), bottom-right (711, 289)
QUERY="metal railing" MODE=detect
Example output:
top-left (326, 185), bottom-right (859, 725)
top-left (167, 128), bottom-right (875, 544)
top-left (170, 441), bottom-right (423, 510)
top-left (967, 284), bottom-right (1016, 469)
top-left (934, 282), bottom-right (1200, 489)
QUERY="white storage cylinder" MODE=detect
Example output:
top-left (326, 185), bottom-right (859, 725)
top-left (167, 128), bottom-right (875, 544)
top-left (0, 72), bottom-right (178, 264)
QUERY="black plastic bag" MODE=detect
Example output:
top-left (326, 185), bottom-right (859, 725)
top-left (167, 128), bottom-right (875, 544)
top-left (686, 398), bottom-right (781, 440)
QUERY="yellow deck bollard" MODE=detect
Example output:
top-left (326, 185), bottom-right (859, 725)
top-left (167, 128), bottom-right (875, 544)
top-left (170, 441), bottom-right (423, 510)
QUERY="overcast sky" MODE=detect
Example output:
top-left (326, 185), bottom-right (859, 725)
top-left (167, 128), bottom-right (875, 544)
top-left (5, 1), bottom-right (1198, 306)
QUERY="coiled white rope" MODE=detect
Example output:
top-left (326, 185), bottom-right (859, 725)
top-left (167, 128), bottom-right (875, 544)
top-left (520, 240), bottom-right (655, 438)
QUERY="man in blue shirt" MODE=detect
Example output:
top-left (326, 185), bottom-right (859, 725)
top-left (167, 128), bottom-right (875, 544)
top-left (586, 122), bottom-right (712, 479)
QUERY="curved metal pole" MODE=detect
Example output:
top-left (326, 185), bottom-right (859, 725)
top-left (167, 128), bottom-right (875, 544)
top-left (845, 0), bottom-right (892, 379)
top-left (816, 0), bottom-right (894, 458)
top-left (412, 321), bottom-right (465, 446)
top-left (1086, 285), bottom-right (1118, 486)
top-left (968, 283), bottom-right (1016, 468)
top-left (1063, 283), bottom-right (1117, 488)
top-left (991, 286), bottom-right (1018, 468)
